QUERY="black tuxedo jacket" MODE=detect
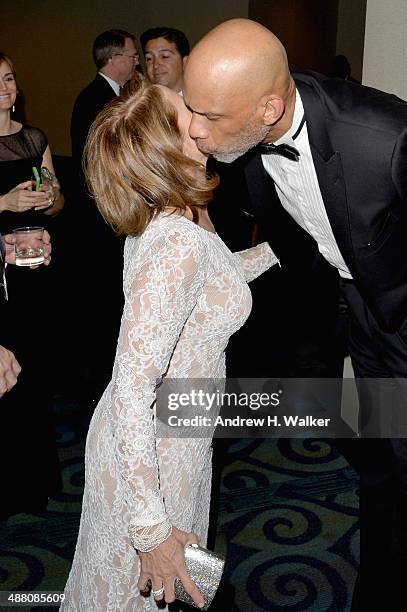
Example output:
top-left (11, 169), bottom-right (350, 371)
top-left (243, 72), bottom-right (407, 333)
top-left (70, 74), bottom-right (116, 167)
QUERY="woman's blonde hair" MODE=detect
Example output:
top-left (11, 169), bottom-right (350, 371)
top-left (84, 74), bottom-right (218, 235)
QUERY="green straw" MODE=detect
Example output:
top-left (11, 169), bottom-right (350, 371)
top-left (32, 166), bottom-right (41, 191)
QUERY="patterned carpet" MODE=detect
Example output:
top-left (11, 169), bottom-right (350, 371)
top-left (0, 399), bottom-right (359, 612)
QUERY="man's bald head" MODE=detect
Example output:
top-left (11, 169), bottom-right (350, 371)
top-left (183, 19), bottom-right (295, 163)
top-left (186, 19), bottom-right (290, 99)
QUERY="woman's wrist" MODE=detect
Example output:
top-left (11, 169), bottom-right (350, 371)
top-left (129, 519), bottom-right (173, 552)
top-left (43, 189), bottom-right (63, 216)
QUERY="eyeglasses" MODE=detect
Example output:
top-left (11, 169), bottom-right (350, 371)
top-left (114, 53), bottom-right (139, 61)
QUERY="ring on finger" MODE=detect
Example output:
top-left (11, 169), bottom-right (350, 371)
top-left (151, 586), bottom-right (165, 597)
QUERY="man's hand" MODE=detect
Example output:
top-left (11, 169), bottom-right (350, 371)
top-left (0, 345), bottom-right (21, 398)
top-left (3, 230), bottom-right (52, 266)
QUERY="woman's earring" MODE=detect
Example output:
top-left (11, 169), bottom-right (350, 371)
top-left (12, 104), bottom-right (15, 113)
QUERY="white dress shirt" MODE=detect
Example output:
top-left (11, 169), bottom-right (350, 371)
top-left (261, 90), bottom-right (352, 279)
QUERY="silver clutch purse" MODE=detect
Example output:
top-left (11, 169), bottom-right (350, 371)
top-left (174, 544), bottom-right (225, 610)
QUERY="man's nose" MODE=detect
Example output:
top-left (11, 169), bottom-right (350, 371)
top-left (153, 56), bottom-right (163, 69)
top-left (189, 114), bottom-right (208, 140)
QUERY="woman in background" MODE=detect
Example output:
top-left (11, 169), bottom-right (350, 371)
top-left (0, 53), bottom-right (63, 219)
top-left (0, 52), bottom-right (64, 518)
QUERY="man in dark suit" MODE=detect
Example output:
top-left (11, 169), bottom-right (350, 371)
top-left (71, 29), bottom-right (139, 166)
top-left (184, 18), bottom-right (407, 609)
top-left (70, 30), bottom-right (139, 401)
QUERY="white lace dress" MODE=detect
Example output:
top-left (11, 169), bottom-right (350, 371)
top-left (61, 213), bottom-right (278, 611)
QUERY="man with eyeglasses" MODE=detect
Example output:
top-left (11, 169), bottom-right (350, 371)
top-left (71, 29), bottom-right (139, 165)
top-left (70, 29), bottom-right (139, 404)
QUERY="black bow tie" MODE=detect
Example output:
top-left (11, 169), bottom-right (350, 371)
top-left (258, 142), bottom-right (300, 161)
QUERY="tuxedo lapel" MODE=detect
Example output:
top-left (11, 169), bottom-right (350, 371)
top-left (243, 150), bottom-right (278, 218)
top-left (295, 78), bottom-right (355, 269)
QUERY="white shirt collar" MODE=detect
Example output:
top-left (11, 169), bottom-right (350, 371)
top-left (274, 89), bottom-right (304, 146)
top-left (98, 72), bottom-right (120, 96)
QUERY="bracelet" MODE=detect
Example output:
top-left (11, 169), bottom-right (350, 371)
top-left (129, 519), bottom-right (173, 552)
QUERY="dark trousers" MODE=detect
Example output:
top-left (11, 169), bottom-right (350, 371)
top-left (339, 279), bottom-right (407, 609)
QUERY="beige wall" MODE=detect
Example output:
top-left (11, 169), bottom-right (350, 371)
top-left (0, 0), bottom-right (248, 155)
top-left (363, 0), bottom-right (407, 98)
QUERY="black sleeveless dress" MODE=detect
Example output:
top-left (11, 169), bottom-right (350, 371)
top-left (0, 125), bottom-right (61, 518)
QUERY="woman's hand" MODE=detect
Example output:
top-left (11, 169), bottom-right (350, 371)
top-left (39, 149), bottom-right (65, 216)
top-left (38, 184), bottom-right (56, 210)
top-left (138, 526), bottom-right (204, 608)
top-left (40, 184), bottom-right (64, 216)
top-left (0, 181), bottom-right (54, 213)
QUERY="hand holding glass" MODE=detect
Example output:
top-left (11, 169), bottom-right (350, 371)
top-left (13, 226), bottom-right (45, 266)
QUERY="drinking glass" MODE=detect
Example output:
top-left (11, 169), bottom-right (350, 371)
top-left (13, 226), bottom-right (45, 266)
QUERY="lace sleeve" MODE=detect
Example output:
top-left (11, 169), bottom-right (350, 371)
top-left (233, 241), bottom-right (280, 282)
top-left (111, 226), bottom-right (208, 537)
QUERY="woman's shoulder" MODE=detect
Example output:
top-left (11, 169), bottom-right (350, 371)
top-left (126, 212), bottom-right (209, 259)
top-left (20, 125), bottom-right (48, 154)
top-left (150, 212), bottom-right (211, 248)
top-left (139, 211), bottom-right (198, 236)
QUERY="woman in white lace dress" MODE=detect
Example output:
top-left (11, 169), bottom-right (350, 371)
top-left (61, 76), bottom-right (279, 611)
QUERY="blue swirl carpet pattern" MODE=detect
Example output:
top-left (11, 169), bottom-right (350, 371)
top-left (0, 400), bottom-right (358, 611)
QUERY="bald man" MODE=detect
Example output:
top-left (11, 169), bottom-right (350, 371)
top-left (184, 18), bottom-right (407, 610)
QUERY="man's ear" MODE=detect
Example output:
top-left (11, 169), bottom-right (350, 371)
top-left (183, 55), bottom-right (189, 68)
top-left (262, 95), bottom-right (285, 126)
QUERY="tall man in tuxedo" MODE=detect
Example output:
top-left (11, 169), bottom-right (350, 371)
top-left (183, 18), bottom-right (407, 609)
top-left (70, 30), bottom-right (139, 401)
